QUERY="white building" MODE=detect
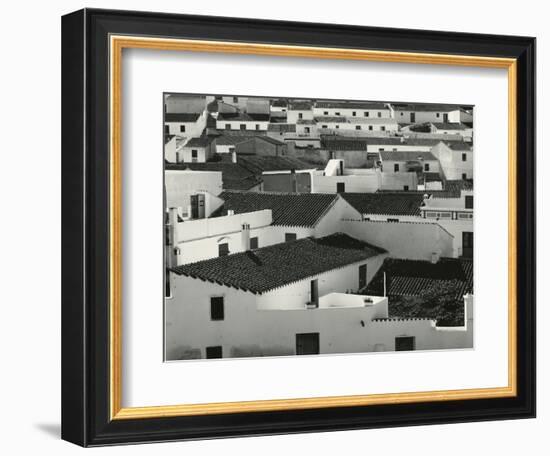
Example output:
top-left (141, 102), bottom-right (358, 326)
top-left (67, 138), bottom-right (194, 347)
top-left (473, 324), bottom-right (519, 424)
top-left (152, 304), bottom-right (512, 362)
top-left (165, 169), bottom-right (223, 213)
top-left (379, 151), bottom-right (440, 175)
top-left (164, 111), bottom-right (208, 137)
top-left (313, 101), bottom-right (392, 118)
top-left (286, 101), bottom-right (314, 124)
top-left (166, 233), bottom-right (472, 360)
top-left (393, 104), bottom-right (473, 124)
top-left (431, 141), bottom-right (474, 180)
top-left (176, 136), bottom-right (215, 163)
top-left (216, 112), bottom-right (270, 131)
top-left (420, 189), bottom-right (474, 258)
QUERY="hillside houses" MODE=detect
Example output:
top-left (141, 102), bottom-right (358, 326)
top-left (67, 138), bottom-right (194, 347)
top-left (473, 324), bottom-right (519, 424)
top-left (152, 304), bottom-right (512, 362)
top-left (163, 94), bottom-right (475, 360)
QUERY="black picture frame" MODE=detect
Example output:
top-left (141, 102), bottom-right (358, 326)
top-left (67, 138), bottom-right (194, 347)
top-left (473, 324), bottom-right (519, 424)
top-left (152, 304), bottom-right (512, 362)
top-left (62, 8), bottom-right (536, 447)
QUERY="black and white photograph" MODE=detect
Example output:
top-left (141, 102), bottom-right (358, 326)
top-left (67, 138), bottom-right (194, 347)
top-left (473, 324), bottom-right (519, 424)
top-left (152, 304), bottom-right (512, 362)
top-left (163, 93), bottom-right (475, 361)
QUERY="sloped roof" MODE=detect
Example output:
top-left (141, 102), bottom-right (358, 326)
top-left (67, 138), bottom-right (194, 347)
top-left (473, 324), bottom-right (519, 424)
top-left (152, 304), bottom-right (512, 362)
top-left (171, 233), bottom-right (386, 294)
top-left (217, 112), bottom-right (270, 122)
top-left (238, 156), bottom-right (314, 173)
top-left (365, 257), bottom-right (473, 299)
top-left (446, 142), bottom-right (473, 151)
top-left (341, 192), bottom-right (425, 216)
top-left (214, 135), bottom-right (252, 146)
top-left (268, 123), bottom-right (296, 133)
top-left (165, 113), bottom-right (201, 123)
top-left (315, 116), bottom-right (349, 123)
top-left (289, 101), bottom-right (313, 110)
top-left (316, 101), bottom-right (388, 110)
top-left (165, 162), bottom-right (261, 191)
top-left (322, 138), bottom-right (369, 151)
top-left (379, 151), bottom-right (438, 161)
top-left (183, 136), bottom-right (212, 148)
top-left (214, 191), bottom-right (343, 227)
top-left (393, 103), bottom-right (465, 112)
top-left (432, 122), bottom-right (469, 130)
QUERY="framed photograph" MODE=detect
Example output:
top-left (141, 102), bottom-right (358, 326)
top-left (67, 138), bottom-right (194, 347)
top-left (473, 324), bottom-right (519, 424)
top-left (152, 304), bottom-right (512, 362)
top-left (61, 8), bottom-right (536, 446)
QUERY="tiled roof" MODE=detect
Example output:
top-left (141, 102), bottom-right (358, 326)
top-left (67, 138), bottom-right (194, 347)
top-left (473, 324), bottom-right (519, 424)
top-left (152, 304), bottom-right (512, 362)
top-left (432, 122), bottom-right (469, 130)
top-left (322, 138), bottom-right (369, 150)
top-left (238, 156), bottom-right (314, 173)
top-left (268, 123), bottom-right (297, 133)
top-left (165, 113), bottom-right (201, 123)
top-left (379, 151), bottom-right (437, 161)
top-left (315, 101), bottom-right (388, 110)
top-left (315, 116), bottom-right (349, 123)
top-left (393, 103), bottom-right (465, 112)
top-left (183, 136), bottom-right (212, 148)
top-left (171, 233), bottom-right (386, 294)
top-left (446, 142), bottom-right (473, 151)
top-left (255, 136), bottom-right (286, 146)
top-left (271, 99), bottom-right (288, 107)
top-left (296, 119), bottom-right (317, 125)
top-left (341, 192), bottom-right (425, 216)
top-left (165, 163), bottom-right (261, 191)
top-left (423, 172), bottom-right (442, 182)
top-left (348, 118), bottom-right (398, 125)
top-left (364, 257), bottom-right (473, 299)
top-left (214, 135), bottom-right (251, 146)
top-left (439, 179), bottom-right (473, 198)
top-left (289, 101), bottom-right (313, 110)
top-left (214, 191), bottom-right (342, 227)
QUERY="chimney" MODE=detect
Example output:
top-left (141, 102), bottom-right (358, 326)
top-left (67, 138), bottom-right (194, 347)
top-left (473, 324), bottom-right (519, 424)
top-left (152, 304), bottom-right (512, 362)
top-left (431, 251), bottom-right (440, 264)
top-left (227, 209), bottom-right (235, 216)
top-left (241, 223), bottom-right (251, 250)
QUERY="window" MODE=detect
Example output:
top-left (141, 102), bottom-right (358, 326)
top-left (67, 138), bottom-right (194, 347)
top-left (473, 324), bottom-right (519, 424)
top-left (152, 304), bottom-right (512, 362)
top-left (310, 279), bottom-right (319, 307)
top-left (232, 96), bottom-right (238, 103)
top-left (250, 237), bottom-right (258, 249)
top-left (394, 163), bottom-right (400, 172)
top-left (324, 111), bottom-right (329, 115)
top-left (465, 195), bottom-right (474, 209)
top-left (395, 336), bottom-right (415, 351)
top-left (336, 182), bottom-right (346, 193)
top-left (255, 124), bottom-right (260, 130)
top-left (239, 124), bottom-right (246, 130)
top-left (436, 113), bottom-right (440, 118)
top-left (175, 152), bottom-right (180, 163)
top-left (358, 264), bottom-right (367, 289)
top-left (364, 112), bottom-right (369, 117)
top-left (424, 163), bottom-right (430, 171)
top-left (164, 125), bottom-right (169, 135)
top-left (335, 125), bottom-right (339, 129)
top-left (296, 333), bottom-right (320, 355)
top-left (210, 297), bottom-right (224, 321)
top-left (381, 126), bottom-right (386, 131)
top-left (462, 153), bottom-right (467, 162)
top-left (378, 148), bottom-right (385, 152)
top-left (206, 346), bottom-right (222, 359)
top-left (225, 124), bottom-right (231, 130)
top-left (335, 112), bottom-right (340, 116)
top-left (322, 125), bottom-right (328, 129)
top-left (304, 127), bottom-right (310, 133)
top-left (218, 243), bottom-right (229, 256)
top-left (387, 218), bottom-right (399, 223)
top-left (403, 185), bottom-right (409, 191)
top-left (368, 125), bottom-right (373, 131)
top-left (180, 125), bottom-right (186, 132)
top-left (352, 111), bottom-right (356, 116)
top-left (377, 112), bottom-right (382, 117)
top-left (285, 233), bottom-right (297, 242)
top-left (355, 125), bottom-right (361, 130)
top-left (191, 149), bottom-right (198, 159)
top-left (298, 113), bottom-right (303, 119)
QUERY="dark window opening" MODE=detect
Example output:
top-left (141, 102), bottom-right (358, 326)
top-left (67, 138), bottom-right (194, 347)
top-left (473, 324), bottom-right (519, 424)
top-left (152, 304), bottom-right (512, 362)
top-left (180, 125), bottom-right (186, 132)
top-left (218, 243), bottom-right (229, 256)
top-left (191, 150), bottom-right (198, 158)
top-left (465, 195), bottom-right (473, 209)
top-left (310, 279), bottom-right (319, 307)
top-left (359, 264), bottom-right (367, 290)
top-left (296, 333), bottom-right (320, 355)
top-left (395, 336), bottom-right (415, 351)
top-left (336, 182), bottom-right (346, 193)
top-left (210, 297), bottom-right (224, 321)
top-left (206, 346), bottom-right (223, 359)
top-left (424, 163), bottom-right (430, 171)
top-left (250, 237), bottom-right (258, 249)
top-left (462, 153), bottom-right (467, 162)
top-left (240, 124), bottom-right (246, 130)
top-left (285, 233), bottom-right (297, 242)
top-left (394, 163), bottom-right (400, 172)
top-left (403, 185), bottom-right (409, 191)
top-left (164, 125), bottom-right (169, 135)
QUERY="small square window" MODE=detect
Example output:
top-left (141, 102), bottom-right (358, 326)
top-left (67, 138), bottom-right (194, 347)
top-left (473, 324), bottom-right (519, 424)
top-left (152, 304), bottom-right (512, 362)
top-left (355, 125), bottom-right (361, 130)
top-left (352, 111), bottom-right (356, 116)
top-left (180, 125), bottom-right (186, 132)
top-left (191, 150), bottom-right (198, 158)
top-left (255, 124), bottom-right (260, 130)
top-left (381, 126), bottom-right (386, 131)
top-left (364, 112), bottom-right (370, 117)
top-left (225, 124), bottom-right (231, 130)
top-left (465, 195), bottom-right (474, 209)
top-left (232, 96), bottom-right (238, 103)
top-left (377, 112), bottom-right (382, 118)
top-left (462, 153), bottom-right (467, 162)
top-left (324, 111), bottom-right (329, 115)
top-left (394, 163), bottom-right (400, 172)
top-left (298, 113), bottom-right (303, 119)
top-left (210, 297), bottom-right (224, 321)
top-left (424, 163), bottom-right (430, 171)
top-left (285, 233), bottom-right (297, 242)
top-left (436, 113), bottom-right (440, 118)
top-left (335, 112), bottom-right (341, 116)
